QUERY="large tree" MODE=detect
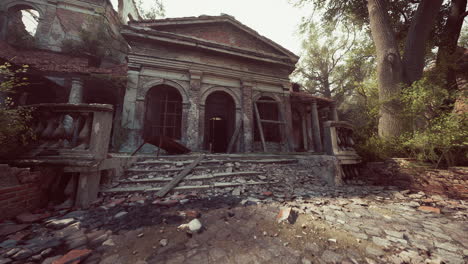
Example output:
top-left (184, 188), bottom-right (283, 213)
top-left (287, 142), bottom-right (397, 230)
top-left (296, 0), bottom-right (466, 138)
top-left (367, 0), bottom-right (442, 137)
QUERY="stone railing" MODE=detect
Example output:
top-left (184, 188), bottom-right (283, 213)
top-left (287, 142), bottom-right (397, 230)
top-left (323, 121), bottom-right (361, 163)
top-left (25, 103), bottom-right (113, 160)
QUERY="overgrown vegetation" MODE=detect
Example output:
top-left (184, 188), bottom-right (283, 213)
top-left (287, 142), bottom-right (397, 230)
top-left (294, 0), bottom-right (467, 167)
top-left (136, 0), bottom-right (165, 19)
top-left (0, 63), bottom-right (35, 157)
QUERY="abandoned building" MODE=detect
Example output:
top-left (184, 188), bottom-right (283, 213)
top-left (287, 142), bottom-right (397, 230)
top-left (0, 0), bottom-right (360, 215)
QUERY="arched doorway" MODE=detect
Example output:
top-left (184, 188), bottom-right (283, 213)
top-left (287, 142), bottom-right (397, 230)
top-left (144, 85), bottom-right (183, 141)
top-left (204, 91), bottom-right (235, 152)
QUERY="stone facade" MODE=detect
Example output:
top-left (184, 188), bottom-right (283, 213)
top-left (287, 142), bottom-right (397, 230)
top-left (119, 15), bottom-right (303, 153)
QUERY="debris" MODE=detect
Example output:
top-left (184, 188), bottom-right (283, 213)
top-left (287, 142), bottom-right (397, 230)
top-left (113, 211), bottom-right (128, 219)
top-left (51, 249), bottom-right (91, 264)
top-left (418, 206), bottom-right (441, 214)
top-left (45, 218), bottom-right (76, 229)
top-left (232, 187), bottom-right (241, 196)
top-left (276, 208), bottom-right (298, 224)
top-left (156, 155), bottom-right (205, 197)
top-left (179, 219), bottom-right (203, 234)
top-left (159, 239), bottom-right (168, 247)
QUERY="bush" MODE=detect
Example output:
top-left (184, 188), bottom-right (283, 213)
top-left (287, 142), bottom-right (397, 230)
top-left (0, 63), bottom-right (35, 157)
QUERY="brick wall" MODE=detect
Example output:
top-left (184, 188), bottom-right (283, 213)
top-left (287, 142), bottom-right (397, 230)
top-left (0, 165), bottom-right (48, 220)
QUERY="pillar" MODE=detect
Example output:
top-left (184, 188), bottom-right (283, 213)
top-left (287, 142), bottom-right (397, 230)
top-left (186, 70), bottom-right (202, 150)
top-left (311, 99), bottom-right (323, 152)
top-left (69, 77), bottom-right (84, 103)
top-left (241, 80), bottom-right (253, 152)
top-left (119, 68), bottom-right (142, 152)
top-left (329, 101), bottom-right (339, 121)
top-left (301, 112), bottom-right (308, 150)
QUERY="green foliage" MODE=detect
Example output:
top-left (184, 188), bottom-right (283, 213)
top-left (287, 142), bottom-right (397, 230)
top-left (136, 0), bottom-right (165, 19)
top-left (403, 113), bottom-right (467, 166)
top-left (0, 63), bottom-right (34, 157)
top-left (399, 75), bottom-right (468, 166)
top-left (349, 72), bottom-right (467, 166)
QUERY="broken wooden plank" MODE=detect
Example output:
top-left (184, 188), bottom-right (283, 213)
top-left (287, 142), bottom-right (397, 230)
top-left (155, 155), bottom-right (205, 197)
top-left (227, 123), bottom-right (242, 153)
top-left (259, 119), bottom-right (285, 124)
top-left (253, 102), bottom-right (267, 152)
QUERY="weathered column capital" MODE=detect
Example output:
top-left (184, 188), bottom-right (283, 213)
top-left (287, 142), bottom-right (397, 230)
top-left (189, 70), bottom-right (203, 91)
top-left (241, 80), bottom-right (254, 87)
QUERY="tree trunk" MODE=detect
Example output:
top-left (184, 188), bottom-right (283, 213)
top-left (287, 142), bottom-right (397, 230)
top-left (437, 0), bottom-right (467, 91)
top-left (402, 0), bottom-right (443, 84)
top-left (367, 0), bottom-right (406, 138)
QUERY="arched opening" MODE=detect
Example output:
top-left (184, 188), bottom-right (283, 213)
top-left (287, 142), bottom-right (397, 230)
top-left (6, 5), bottom-right (40, 47)
top-left (254, 96), bottom-right (281, 143)
top-left (204, 91), bottom-right (235, 153)
top-left (144, 85), bottom-right (183, 141)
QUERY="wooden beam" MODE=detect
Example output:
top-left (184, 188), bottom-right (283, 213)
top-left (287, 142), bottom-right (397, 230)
top-left (227, 122), bottom-right (242, 153)
top-left (156, 154), bottom-right (205, 197)
top-left (259, 119), bottom-right (285, 124)
top-left (253, 103), bottom-right (267, 152)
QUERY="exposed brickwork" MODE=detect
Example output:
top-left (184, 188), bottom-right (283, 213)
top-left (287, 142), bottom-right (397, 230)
top-left (0, 41), bottom-right (127, 76)
top-left (152, 23), bottom-right (281, 55)
top-left (0, 165), bottom-right (48, 220)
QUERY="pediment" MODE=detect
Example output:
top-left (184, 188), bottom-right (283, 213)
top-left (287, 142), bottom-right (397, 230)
top-left (138, 16), bottom-right (297, 60)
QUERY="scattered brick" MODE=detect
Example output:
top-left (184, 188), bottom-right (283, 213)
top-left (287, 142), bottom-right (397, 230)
top-left (417, 206), bottom-right (441, 214)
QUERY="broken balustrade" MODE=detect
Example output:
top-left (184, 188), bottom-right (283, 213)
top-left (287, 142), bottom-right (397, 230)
top-left (25, 103), bottom-right (113, 159)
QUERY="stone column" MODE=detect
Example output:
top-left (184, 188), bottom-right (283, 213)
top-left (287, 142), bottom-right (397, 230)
top-left (186, 70), bottom-right (202, 151)
top-left (0, 12), bottom-right (7, 41)
top-left (301, 112), bottom-right (308, 150)
top-left (329, 101), bottom-right (339, 121)
top-left (311, 99), bottom-right (323, 152)
top-left (241, 80), bottom-right (253, 152)
top-left (119, 68), bottom-right (142, 152)
top-left (69, 77), bottom-right (84, 103)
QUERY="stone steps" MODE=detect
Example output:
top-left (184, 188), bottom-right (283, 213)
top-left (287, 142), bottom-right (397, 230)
top-left (101, 181), bottom-right (271, 193)
top-left (100, 155), bottom-right (296, 196)
top-left (120, 171), bottom-right (262, 183)
top-left (134, 158), bottom-right (298, 166)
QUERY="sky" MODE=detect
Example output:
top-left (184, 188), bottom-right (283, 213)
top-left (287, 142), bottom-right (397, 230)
top-left (140, 0), bottom-right (311, 55)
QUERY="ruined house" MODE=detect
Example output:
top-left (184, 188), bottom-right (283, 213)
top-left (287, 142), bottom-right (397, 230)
top-left (0, 0), bottom-right (360, 214)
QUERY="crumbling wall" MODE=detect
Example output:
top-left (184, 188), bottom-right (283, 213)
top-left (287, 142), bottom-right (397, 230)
top-left (0, 0), bottom-right (132, 62)
top-left (0, 165), bottom-right (48, 220)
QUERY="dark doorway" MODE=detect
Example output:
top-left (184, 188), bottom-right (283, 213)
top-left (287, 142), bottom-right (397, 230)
top-left (204, 91), bottom-right (235, 153)
top-left (144, 85), bottom-right (182, 141)
top-left (291, 108), bottom-right (306, 151)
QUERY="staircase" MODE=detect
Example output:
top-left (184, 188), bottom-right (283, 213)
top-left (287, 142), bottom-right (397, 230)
top-left (100, 154), bottom-right (300, 196)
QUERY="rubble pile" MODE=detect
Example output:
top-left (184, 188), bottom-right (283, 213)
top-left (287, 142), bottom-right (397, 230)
top-left (0, 155), bottom-right (466, 264)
